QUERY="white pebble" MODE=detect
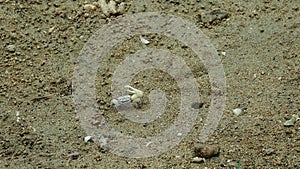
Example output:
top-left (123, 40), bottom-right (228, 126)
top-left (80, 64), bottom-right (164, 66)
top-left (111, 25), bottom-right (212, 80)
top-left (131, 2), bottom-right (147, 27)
top-left (7, 44), bottom-right (16, 52)
top-left (84, 4), bottom-right (97, 11)
top-left (16, 111), bottom-right (20, 123)
top-left (284, 119), bottom-right (294, 127)
top-left (233, 108), bottom-right (242, 116)
top-left (140, 36), bottom-right (150, 45)
top-left (48, 26), bottom-right (56, 34)
top-left (84, 136), bottom-right (93, 142)
top-left (191, 157), bottom-right (206, 163)
top-left (284, 114), bottom-right (299, 127)
top-left (145, 141), bottom-right (152, 147)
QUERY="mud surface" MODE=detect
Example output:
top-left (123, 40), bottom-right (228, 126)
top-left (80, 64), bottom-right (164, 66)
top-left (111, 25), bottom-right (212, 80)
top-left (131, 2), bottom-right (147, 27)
top-left (0, 0), bottom-right (299, 168)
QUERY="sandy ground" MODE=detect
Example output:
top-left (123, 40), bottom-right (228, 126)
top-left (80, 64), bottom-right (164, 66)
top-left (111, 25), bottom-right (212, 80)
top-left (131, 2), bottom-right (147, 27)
top-left (0, 0), bottom-right (299, 168)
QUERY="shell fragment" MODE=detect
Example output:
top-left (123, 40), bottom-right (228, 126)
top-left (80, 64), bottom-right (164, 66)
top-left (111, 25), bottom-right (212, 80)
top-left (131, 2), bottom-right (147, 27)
top-left (140, 36), bottom-right (150, 45)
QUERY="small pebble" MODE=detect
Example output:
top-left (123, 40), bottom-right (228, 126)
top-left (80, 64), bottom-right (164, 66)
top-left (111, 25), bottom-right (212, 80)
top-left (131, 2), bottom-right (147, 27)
top-left (233, 108), bottom-right (242, 116)
top-left (7, 44), bottom-right (15, 52)
top-left (140, 36), bottom-right (150, 45)
top-left (84, 136), bottom-right (93, 142)
top-left (48, 26), bottom-right (56, 34)
top-left (194, 144), bottom-right (220, 158)
top-left (67, 152), bottom-right (80, 159)
top-left (16, 111), bottom-right (20, 123)
top-left (283, 114), bottom-right (299, 127)
top-left (200, 9), bottom-right (230, 23)
top-left (84, 4), bottom-right (97, 11)
top-left (191, 102), bottom-right (204, 109)
top-left (191, 157), bottom-right (206, 163)
top-left (284, 119), bottom-right (295, 127)
top-left (263, 148), bottom-right (275, 156)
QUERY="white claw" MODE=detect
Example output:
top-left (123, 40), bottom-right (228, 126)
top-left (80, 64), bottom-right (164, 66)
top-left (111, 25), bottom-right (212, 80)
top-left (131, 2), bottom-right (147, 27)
top-left (125, 85), bottom-right (143, 101)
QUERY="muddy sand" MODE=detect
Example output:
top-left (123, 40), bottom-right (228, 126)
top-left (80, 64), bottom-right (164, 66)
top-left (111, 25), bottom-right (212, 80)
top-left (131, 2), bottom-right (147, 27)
top-left (0, 0), bottom-right (299, 168)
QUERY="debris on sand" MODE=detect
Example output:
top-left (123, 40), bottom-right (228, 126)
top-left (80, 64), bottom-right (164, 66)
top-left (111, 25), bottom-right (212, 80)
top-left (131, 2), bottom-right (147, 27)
top-left (197, 9), bottom-right (230, 26)
top-left (232, 107), bottom-right (247, 116)
top-left (194, 144), bottom-right (220, 158)
top-left (97, 0), bottom-right (126, 17)
top-left (191, 102), bottom-right (204, 109)
top-left (67, 152), bottom-right (80, 159)
top-left (140, 36), bottom-right (150, 45)
top-left (283, 114), bottom-right (299, 127)
top-left (191, 157), bottom-right (206, 163)
top-left (84, 136), bottom-right (93, 142)
top-left (83, 4), bottom-right (97, 11)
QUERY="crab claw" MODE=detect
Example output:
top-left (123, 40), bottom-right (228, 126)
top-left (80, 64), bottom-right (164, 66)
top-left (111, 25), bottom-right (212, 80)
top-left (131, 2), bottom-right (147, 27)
top-left (125, 85), bottom-right (144, 101)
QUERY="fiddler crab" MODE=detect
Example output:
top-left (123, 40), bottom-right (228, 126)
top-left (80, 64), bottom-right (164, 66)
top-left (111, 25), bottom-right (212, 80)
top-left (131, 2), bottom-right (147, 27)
top-left (111, 85), bottom-right (144, 107)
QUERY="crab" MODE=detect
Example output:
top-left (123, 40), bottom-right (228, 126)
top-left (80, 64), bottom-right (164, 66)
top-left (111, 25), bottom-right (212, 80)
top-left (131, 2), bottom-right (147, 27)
top-left (111, 85), bottom-right (144, 107)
